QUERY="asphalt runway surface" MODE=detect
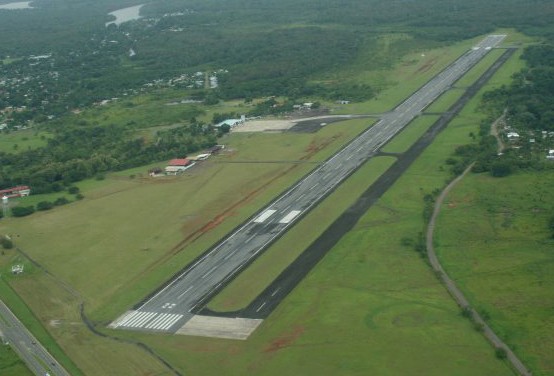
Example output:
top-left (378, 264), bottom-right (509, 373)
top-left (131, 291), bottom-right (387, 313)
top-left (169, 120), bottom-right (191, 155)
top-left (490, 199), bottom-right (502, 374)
top-left (111, 35), bottom-right (507, 334)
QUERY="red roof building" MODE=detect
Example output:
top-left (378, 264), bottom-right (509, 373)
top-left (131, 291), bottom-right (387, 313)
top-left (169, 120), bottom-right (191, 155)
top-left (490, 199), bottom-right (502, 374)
top-left (165, 158), bottom-right (194, 175)
top-left (0, 185), bottom-right (31, 198)
top-left (168, 158), bottom-right (191, 166)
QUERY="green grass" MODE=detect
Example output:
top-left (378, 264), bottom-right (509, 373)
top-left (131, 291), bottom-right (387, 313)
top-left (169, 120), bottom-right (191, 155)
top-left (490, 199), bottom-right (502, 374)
top-left (434, 172), bottom-right (554, 376)
top-left (424, 89), bottom-right (465, 113)
top-left (0, 130), bottom-right (51, 153)
top-left (0, 345), bottom-right (32, 376)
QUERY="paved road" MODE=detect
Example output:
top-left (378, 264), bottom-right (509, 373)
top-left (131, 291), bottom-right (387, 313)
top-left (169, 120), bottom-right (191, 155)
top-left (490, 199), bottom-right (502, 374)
top-left (111, 34), bottom-right (506, 334)
top-left (0, 297), bottom-right (70, 376)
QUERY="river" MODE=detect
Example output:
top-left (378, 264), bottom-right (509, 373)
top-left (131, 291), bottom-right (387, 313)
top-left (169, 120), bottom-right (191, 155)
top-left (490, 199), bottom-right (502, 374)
top-left (106, 4), bottom-right (144, 27)
top-left (0, 1), bottom-right (33, 9)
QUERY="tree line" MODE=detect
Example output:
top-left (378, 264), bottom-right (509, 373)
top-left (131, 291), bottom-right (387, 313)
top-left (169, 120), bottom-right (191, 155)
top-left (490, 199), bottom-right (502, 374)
top-left (0, 122), bottom-right (217, 193)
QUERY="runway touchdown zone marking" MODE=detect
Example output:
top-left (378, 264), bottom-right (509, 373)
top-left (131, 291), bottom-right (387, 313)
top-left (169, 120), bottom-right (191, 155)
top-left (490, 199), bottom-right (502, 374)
top-left (254, 209), bottom-right (276, 223)
top-left (279, 210), bottom-right (301, 224)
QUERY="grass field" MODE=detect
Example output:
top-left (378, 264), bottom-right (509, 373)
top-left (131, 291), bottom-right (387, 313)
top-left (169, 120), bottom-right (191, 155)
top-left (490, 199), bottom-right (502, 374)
top-left (0, 30), bottom-right (533, 375)
top-left (434, 172), bottom-right (554, 376)
top-left (0, 129), bottom-right (51, 153)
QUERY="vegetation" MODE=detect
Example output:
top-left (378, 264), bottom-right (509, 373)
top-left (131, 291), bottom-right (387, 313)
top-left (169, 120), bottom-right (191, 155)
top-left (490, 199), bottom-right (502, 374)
top-left (0, 345), bottom-right (32, 376)
top-left (434, 171), bottom-right (554, 375)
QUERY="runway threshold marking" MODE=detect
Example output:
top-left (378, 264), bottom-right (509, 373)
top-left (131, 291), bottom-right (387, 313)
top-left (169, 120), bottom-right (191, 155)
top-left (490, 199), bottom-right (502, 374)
top-left (279, 210), bottom-right (302, 224)
top-left (254, 209), bottom-right (276, 223)
top-left (144, 313), bottom-right (183, 330)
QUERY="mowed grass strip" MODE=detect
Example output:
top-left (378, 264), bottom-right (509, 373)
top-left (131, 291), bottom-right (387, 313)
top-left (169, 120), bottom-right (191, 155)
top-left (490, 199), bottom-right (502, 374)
top-left (434, 172), bottom-right (554, 375)
top-left (207, 156), bottom-right (397, 312)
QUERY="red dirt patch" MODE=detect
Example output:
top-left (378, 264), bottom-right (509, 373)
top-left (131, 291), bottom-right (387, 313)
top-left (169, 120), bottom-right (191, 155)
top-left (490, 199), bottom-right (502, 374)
top-left (415, 57), bottom-right (438, 75)
top-left (264, 326), bottom-right (304, 353)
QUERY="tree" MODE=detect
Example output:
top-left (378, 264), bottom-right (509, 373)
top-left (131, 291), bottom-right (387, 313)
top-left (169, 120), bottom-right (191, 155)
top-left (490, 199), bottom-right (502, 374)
top-left (218, 124), bottom-right (231, 135)
top-left (490, 160), bottom-right (513, 177)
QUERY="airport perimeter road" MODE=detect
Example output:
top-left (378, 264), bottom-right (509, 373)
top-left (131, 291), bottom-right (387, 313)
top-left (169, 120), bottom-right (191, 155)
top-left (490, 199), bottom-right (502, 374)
top-left (111, 35), bottom-right (506, 334)
top-left (0, 298), bottom-right (70, 376)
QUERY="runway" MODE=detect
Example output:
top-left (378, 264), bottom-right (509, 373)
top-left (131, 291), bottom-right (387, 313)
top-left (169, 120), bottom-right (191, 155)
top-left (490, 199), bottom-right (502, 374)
top-left (111, 35), bottom-right (506, 334)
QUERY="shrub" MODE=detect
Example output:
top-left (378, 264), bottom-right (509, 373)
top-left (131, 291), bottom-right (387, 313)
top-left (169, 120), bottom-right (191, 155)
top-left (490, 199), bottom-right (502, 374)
top-left (54, 197), bottom-right (69, 206)
top-left (0, 236), bottom-right (13, 249)
top-left (36, 201), bottom-right (54, 211)
top-left (68, 186), bottom-right (80, 194)
top-left (495, 347), bottom-right (507, 359)
top-left (11, 206), bottom-right (35, 217)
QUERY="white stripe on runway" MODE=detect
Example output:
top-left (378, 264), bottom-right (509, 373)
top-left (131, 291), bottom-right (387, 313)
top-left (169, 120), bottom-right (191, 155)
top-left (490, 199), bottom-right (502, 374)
top-left (130, 312), bottom-right (158, 328)
top-left (145, 313), bottom-right (171, 329)
top-left (120, 311), bottom-right (150, 327)
top-left (279, 210), bottom-right (301, 224)
top-left (254, 209), bottom-right (276, 223)
top-left (112, 311), bottom-right (135, 328)
top-left (145, 313), bottom-right (183, 330)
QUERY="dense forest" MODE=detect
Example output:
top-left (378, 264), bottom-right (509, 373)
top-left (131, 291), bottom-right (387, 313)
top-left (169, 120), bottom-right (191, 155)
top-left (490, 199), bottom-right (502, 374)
top-left (2, 0), bottom-right (554, 192)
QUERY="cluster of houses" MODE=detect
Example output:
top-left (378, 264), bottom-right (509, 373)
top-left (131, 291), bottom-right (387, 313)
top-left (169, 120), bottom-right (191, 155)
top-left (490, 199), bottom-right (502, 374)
top-left (503, 127), bottom-right (554, 160)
